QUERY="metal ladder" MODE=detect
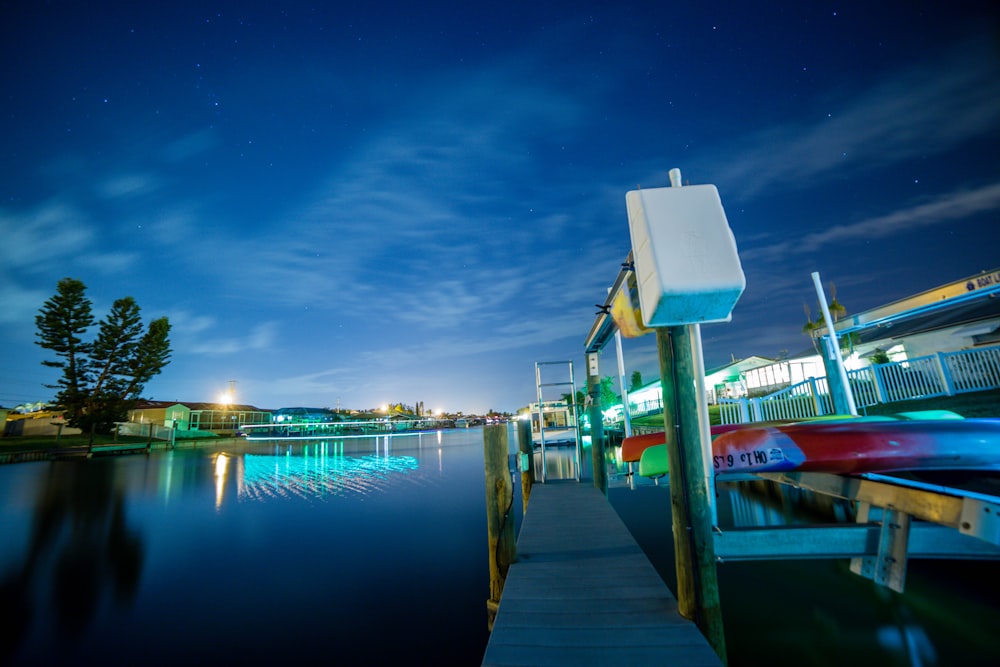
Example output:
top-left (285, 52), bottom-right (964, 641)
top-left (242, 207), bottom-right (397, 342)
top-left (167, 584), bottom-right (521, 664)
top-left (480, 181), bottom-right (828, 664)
top-left (534, 360), bottom-right (582, 483)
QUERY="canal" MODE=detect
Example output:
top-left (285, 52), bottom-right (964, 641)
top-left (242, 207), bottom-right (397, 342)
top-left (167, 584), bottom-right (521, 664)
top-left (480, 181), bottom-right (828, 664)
top-left (1, 426), bottom-right (997, 665)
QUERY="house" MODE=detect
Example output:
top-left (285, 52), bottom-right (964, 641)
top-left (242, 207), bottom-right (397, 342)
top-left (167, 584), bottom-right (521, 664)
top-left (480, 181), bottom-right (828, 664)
top-left (606, 268), bottom-right (1000, 423)
top-left (129, 401), bottom-right (193, 429)
top-left (704, 355), bottom-right (775, 403)
top-left (127, 401), bottom-right (271, 434)
top-left (3, 409), bottom-right (82, 437)
top-left (743, 273), bottom-right (1000, 396)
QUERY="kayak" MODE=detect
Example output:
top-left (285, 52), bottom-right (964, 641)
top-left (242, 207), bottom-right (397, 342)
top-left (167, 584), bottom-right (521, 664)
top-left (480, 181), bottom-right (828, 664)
top-left (621, 413), bottom-right (881, 464)
top-left (626, 410), bottom-right (982, 478)
top-left (622, 410), bottom-right (904, 463)
top-left (711, 418), bottom-right (1000, 475)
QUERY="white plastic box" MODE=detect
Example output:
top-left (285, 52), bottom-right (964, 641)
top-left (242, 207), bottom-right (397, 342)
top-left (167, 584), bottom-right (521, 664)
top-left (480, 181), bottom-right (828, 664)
top-left (625, 184), bottom-right (745, 326)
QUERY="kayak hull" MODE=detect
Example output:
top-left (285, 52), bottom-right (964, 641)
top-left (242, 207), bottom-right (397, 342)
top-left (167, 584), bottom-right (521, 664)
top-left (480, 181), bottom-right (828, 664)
top-left (712, 419), bottom-right (1000, 475)
top-left (623, 411), bottom-right (997, 479)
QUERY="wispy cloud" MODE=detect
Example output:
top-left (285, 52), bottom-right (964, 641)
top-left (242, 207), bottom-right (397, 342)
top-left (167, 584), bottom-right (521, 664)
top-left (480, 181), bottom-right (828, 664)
top-left (168, 310), bottom-right (279, 355)
top-left (198, 65), bottom-right (586, 324)
top-left (186, 322), bottom-right (278, 355)
top-left (98, 172), bottom-right (160, 200)
top-left (0, 282), bottom-right (50, 326)
top-left (707, 39), bottom-right (1000, 198)
top-left (160, 128), bottom-right (220, 163)
top-left (741, 182), bottom-right (1000, 264)
top-left (0, 201), bottom-right (95, 270)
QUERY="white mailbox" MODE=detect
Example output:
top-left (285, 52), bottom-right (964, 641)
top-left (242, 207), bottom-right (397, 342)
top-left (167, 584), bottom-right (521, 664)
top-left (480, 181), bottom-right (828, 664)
top-left (625, 184), bottom-right (745, 326)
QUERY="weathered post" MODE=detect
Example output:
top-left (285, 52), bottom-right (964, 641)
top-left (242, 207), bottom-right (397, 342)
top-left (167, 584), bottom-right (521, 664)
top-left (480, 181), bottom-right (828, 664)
top-left (620, 168), bottom-right (743, 664)
top-left (587, 352), bottom-right (607, 494)
top-left (658, 327), bottom-right (727, 662)
top-left (483, 424), bottom-right (515, 631)
top-left (516, 418), bottom-right (534, 514)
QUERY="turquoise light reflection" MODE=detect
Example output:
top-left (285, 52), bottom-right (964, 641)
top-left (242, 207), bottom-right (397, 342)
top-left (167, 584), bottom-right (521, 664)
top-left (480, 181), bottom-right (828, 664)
top-left (237, 442), bottom-right (419, 502)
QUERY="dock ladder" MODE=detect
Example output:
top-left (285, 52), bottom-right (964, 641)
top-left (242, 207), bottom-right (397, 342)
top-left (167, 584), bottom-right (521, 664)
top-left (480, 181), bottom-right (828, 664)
top-left (534, 361), bottom-right (582, 483)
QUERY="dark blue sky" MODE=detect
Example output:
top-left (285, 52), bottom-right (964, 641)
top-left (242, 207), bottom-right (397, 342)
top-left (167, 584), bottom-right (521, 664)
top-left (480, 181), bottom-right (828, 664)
top-left (2, 1), bottom-right (999, 413)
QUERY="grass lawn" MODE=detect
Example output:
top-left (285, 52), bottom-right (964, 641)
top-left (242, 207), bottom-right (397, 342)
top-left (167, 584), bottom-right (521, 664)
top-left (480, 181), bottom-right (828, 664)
top-left (0, 433), bottom-right (155, 455)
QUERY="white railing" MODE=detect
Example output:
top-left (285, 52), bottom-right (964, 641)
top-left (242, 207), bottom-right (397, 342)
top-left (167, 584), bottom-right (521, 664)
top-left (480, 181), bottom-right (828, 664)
top-left (944, 346), bottom-right (1000, 394)
top-left (868, 355), bottom-right (947, 403)
top-left (629, 397), bottom-right (664, 419)
top-left (717, 344), bottom-right (1000, 425)
top-left (117, 422), bottom-right (175, 440)
top-left (719, 377), bottom-right (833, 425)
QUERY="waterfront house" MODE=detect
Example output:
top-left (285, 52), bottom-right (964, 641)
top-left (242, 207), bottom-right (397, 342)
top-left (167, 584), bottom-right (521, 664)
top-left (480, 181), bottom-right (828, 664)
top-left (128, 400), bottom-right (271, 434)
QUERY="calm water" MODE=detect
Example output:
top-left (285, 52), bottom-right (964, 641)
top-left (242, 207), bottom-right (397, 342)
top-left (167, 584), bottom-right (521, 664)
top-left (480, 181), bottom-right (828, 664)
top-left (2, 428), bottom-right (998, 666)
top-left (1, 429), bottom-right (493, 666)
top-left (612, 483), bottom-right (1000, 667)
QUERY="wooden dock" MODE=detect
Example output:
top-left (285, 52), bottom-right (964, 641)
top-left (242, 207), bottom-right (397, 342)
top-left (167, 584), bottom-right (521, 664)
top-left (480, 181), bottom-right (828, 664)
top-left (482, 481), bottom-right (723, 666)
top-left (49, 442), bottom-right (151, 459)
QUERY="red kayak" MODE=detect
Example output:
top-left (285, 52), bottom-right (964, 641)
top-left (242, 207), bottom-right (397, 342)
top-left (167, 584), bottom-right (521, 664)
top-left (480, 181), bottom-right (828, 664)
top-left (619, 411), bottom-right (996, 477)
top-left (712, 418), bottom-right (1000, 475)
top-left (619, 415), bottom-right (872, 463)
top-left (621, 431), bottom-right (670, 463)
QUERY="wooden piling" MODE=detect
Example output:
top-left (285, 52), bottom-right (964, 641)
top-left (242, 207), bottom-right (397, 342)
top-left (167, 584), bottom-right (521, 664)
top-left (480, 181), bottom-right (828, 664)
top-left (657, 327), bottom-right (727, 663)
top-left (516, 418), bottom-right (534, 514)
top-left (586, 354), bottom-right (607, 494)
top-left (484, 424), bottom-right (516, 631)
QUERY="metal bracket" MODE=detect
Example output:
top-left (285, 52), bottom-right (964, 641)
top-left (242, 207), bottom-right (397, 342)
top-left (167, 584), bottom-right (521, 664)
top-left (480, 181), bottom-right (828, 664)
top-left (850, 504), bottom-right (911, 592)
top-left (959, 497), bottom-right (1000, 544)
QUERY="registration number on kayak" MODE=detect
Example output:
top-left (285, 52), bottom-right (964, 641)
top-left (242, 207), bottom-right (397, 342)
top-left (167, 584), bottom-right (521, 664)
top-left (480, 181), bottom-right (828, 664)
top-left (713, 447), bottom-right (786, 470)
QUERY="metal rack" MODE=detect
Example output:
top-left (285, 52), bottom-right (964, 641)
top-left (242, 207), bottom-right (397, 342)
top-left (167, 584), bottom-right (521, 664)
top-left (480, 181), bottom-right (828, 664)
top-left (534, 361), bottom-right (581, 483)
top-left (713, 471), bottom-right (1000, 592)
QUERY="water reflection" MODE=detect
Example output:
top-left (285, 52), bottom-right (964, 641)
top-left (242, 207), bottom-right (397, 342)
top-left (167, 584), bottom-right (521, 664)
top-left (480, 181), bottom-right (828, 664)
top-left (214, 452), bottom-right (229, 509)
top-left (236, 444), bottom-right (419, 503)
top-left (531, 445), bottom-right (588, 482)
top-left (0, 461), bottom-right (143, 664)
top-left (607, 465), bottom-right (1000, 667)
top-left (0, 430), bottom-right (493, 666)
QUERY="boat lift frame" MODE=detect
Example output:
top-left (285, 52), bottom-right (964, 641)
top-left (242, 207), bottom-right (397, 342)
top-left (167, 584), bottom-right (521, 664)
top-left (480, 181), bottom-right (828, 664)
top-left (586, 261), bottom-right (1000, 593)
top-left (534, 361), bottom-right (582, 483)
top-left (713, 471), bottom-right (1000, 592)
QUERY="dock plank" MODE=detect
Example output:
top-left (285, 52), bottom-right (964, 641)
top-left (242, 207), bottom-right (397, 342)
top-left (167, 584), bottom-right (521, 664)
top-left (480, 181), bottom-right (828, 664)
top-left (482, 482), bottom-right (723, 667)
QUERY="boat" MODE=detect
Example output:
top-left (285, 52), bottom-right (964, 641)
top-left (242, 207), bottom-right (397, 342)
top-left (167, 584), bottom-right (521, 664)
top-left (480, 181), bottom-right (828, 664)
top-left (240, 417), bottom-right (445, 440)
top-left (621, 410), bottom-right (998, 479)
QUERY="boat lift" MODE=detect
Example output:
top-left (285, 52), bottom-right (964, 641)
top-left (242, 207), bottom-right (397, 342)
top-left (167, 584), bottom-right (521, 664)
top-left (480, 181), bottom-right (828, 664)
top-left (533, 360), bottom-right (582, 483)
top-left (585, 170), bottom-right (1000, 595)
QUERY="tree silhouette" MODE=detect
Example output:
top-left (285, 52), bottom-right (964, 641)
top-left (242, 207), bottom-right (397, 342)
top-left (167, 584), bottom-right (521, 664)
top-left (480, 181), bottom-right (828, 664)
top-left (35, 279), bottom-right (171, 435)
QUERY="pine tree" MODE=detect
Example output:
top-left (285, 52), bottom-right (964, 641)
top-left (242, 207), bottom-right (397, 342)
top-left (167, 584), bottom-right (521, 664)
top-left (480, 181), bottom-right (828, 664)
top-left (35, 279), bottom-right (172, 433)
top-left (34, 278), bottom-right (94, 414)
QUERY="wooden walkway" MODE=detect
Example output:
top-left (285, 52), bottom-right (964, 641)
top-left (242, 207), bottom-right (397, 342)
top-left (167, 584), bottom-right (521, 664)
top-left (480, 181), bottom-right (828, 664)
top-left (482, 481), bottom-right (723, 666)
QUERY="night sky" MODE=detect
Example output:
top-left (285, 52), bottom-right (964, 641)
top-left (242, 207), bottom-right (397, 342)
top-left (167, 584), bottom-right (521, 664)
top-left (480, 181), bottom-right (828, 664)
top-left (2, 2), bottom-right (999, 414)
